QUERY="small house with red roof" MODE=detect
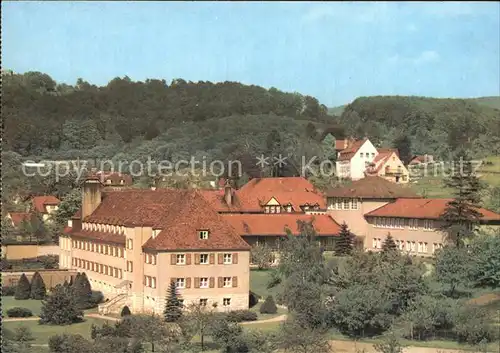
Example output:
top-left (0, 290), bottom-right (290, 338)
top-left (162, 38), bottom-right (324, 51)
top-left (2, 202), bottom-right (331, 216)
top-left (336, 138), bottom-right (379, 180)
top-left (366, 149), bottom-right (409, 183)
top-left (28, 196), bottom-right (61, 222)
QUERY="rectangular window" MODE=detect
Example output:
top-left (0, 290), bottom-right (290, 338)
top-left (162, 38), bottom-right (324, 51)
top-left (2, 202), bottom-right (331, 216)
top-left (223, 298), bottom-right (231, 307)
top-left (223, 253), bottom-right (232, 264)
top-left (176, 254), bottom-right (186, 265)
top-left (343, 199), bottom-right (350, 210)
top-left (372, 238), bottom-right (377, 248)
top-left (351, 198), bottom-right (358, 210)
top-left (270, 206), bottom-right (276, 213)
top-left (418, 242), bottom-right (423, 253)
top-left (406, 241), bottom-right (411, 251)
top-left (119, 269), bottom-right (123, 279)
top-left (127, 261), bottom-right (133, 272)
top-left (223, 277), bottom-right (232, 287)
top-left (199, 298), bottom-right (208, 307)
top-left (151, 277), bottom-right (156, 289)
top-left (152, 254), bottom-right (157, 265)
top-left (423, 220), bottom-right (433, 230)
top-left (200, 254), bottom-right (209, 264)
top-left (423, 242), bottom-right (428, 253)
top-left (360, 153), bottom-right (364, 158)
top-left (200, 277), bottom-right (209, 288)
top-left (127, 239), bottom-right (133, 250)
top-left (409, 219), bottom-right (418, 230)
top-left (411, 241), bottom-right (416, 252)
top-left (198, 230), bottom-right (209, 240)
top-left (336, 199), bottom-right (342, 210)
top-left (176, 278), bottom-right (185, 288)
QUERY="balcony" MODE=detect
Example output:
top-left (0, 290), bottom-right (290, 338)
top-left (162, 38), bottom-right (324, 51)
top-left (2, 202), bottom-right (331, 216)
top-left (384, 167), bottom-right (404, 176)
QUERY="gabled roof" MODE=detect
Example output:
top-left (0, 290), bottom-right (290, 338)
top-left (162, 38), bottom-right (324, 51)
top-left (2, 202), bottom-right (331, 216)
top-left (76, 188), bottom-right (249, 251)
top-left (377, 148), bottom-right (399, 157)
top-left (221, 213), bottom-right (342, 237)
top-left (32, 196), bottom-right (60, 213)
top-left (369, 151), bottom-right (397, 173)
top-left (8, 212), bottom-right (32, 227)
top-left (337, 139), bottom-right (369, 161)
top-left (201, 177), bottom-right (326, 212)
top-left (326, 176), bottom-right (420, 199)
top-left (365, 198), bottom-right (500, 221)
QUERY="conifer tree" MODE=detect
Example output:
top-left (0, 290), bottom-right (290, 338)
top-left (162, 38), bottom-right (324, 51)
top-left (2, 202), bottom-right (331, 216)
top-left (164, 280), bottom-right (182, 322)
top-left (30, 271), bottom-right (47, 299)
top-left (334, 222), bottom-right (354, 256)
top-left (14, 273), bottom-right (31, 300)
top-left (382, 233), bottom-right (398, 253)
top-left (39, 284), bottom-right (83, 325)
top-left (73, 272), bottom-right (92, 309)
top-left (260, 295), bottom-right (278, 314)
top-left (440, 151), bottom-right (485, 247)
top-left (120, 305), bottom-right (131, 317)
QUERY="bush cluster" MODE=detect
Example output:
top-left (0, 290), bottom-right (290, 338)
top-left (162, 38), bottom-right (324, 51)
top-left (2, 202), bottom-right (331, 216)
top-left (224, 310), bottom-right (258, 322)
top-left (7, 307), bottom-right (34, 317)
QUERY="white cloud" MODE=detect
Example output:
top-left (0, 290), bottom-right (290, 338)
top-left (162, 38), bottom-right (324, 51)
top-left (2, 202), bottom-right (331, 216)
top-left (413, 50), bottom-right (440, 65)
top-left (387, 50), bottom-right (440, 65)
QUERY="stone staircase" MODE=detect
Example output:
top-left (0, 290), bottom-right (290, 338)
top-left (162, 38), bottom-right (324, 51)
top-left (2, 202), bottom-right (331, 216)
top-left (98, 292), bottom-right (129, 315)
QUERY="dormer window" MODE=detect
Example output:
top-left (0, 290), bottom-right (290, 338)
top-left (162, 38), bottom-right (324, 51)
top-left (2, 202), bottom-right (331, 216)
top-left (106, 179), bottom-right (112, 184)
top-left (286, 205), bottom-right (292, 213)
top-left (120, 179), bottom-right (125, 185)
top-left (198, 230), bottom-right (209, 240)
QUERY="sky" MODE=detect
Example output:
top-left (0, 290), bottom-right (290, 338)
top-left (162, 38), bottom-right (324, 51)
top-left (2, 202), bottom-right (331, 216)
top-left (3, 1), bottom-right (499, 106)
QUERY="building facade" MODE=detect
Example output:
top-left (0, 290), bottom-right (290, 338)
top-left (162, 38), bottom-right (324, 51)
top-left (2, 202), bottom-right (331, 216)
top-left (60, 178), bottom-right (251, 314)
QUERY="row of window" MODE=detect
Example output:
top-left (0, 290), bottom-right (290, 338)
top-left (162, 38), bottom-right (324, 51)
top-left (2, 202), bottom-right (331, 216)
top-left (359, 152), bottom-right (376, 159)
top-left (373, 218), bottom-right (434, 230)
top-left (170, 253), bottom-right (237, 265)
top-left (326, 198), bottom-right (359, 210)
top-left (73, 240), bottom-right (125, 258)
top-left (372, 239), bottom-right (443, 253)
top-left (264, 205), bottom-right (293, 213)
top-left (144, 276), bottom-right (238, 289)
top-left (72, 257), bottom-right (123, 279)
top-left (82, 222), bottom-right (125, 234)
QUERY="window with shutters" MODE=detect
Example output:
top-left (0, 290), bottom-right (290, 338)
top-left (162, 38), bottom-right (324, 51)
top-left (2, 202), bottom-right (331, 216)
top-left (176, 254), bottom-right (186, 265)
top-left (223, 298), bottom-right (231, 307)
top-left (127, 261), bottom-right (133, 272)
top-left (223, 253), bottom-right (232, 264)
top-left (200, 277), bottom-right (209, 288)
top-left (127, 239), bottom-right (133, 249)
top-left (152, 254), bottom-right (157, 265)
top-left (198, 230), bottom-right (209, 239)
top-left (200, 254), bottom-right (209, 264)
top-left (176, 278), bottom-right (185, 288)
top-left (199, 298), bottom-right (208, 307)
top-left (223, 277), bottom-right (232, 287)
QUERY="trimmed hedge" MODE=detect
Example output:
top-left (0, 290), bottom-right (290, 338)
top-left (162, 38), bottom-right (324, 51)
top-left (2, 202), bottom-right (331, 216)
top-left (225, 310), bottom-right (258, 322)
top-left (7, 307), bottom-right (34, 318)
top-left (259, 295), bottom-right (278, 314)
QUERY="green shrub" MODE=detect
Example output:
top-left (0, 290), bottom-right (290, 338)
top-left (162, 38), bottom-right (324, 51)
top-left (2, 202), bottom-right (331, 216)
top-left (225, 310), bottom-right (258, 322)
top-left (7, 307), bottom-right (33, 317)
top-left (249, 291), bottom-right (260, 308)
top-left (2, 286), bottom-right (16, 296)
top-left (14, 273), bottom-right (31, 300)
top-left (120, 305), bottom-right (131, 317)
top-left (259, 295), bottom-right (278, 314)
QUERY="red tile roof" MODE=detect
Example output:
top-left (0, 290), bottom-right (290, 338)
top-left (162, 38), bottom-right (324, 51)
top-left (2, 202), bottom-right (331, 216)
top-left (365, 198), bottom-right (500, 221)
top-left (377, 148), bottom-right (399, 157)
top-left (201, 177), bottom-right (326, 212)
top-left (369, 151), bottom-right (394, 173)
top-left (221, 213), bottom-right (342, 236)
top-left (76, 188), bottom-right (249, 251)
top-left (8, 212), bottom-right (32, 227)
top-left (337, 139), bottom-right (368, 161)
top-left (67, 229), bottom-right (126, 245)
top-left (335, 139), bottom-right (348, 151)
top-left (32, 196), bottom-right (60, 213)
top-left (326, 176), bottom-right (420, 199)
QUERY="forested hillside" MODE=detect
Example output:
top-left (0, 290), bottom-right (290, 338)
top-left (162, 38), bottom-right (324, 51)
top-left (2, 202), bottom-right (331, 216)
top-left (339, 96), bottom-right (500, 158)
top-left (2, 71), bottom-right (335, 160)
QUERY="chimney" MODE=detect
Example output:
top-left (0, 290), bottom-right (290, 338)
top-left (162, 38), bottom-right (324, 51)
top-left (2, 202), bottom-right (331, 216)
top-left (224, 180), bottom-right (232, 206)
top-left (82, 178), bottom-right (102, 220)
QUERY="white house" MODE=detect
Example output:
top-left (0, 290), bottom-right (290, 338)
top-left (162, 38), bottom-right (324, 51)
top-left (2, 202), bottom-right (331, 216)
top-left (335, 138), bottom-right (379, 180)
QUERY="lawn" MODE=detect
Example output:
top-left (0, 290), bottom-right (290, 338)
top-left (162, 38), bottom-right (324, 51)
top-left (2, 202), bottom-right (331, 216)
top-left (2, 296), bottom-right (99, 317)
top-left (2, 318), bottom-right (106, 344)
top-left (3, 296), bottom-right (44, 316)
top-left (250, 269), bottom-right (281, 299)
